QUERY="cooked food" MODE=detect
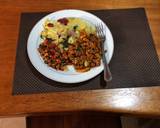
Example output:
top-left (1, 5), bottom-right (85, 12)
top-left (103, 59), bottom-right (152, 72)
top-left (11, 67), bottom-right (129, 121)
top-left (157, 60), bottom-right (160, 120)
top-left (38, 17), bottom-right (102, 72)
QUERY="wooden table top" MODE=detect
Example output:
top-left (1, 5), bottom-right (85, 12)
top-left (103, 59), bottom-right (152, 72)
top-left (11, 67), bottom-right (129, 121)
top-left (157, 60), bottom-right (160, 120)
top-left (0, 0), bottom-right (160, 117)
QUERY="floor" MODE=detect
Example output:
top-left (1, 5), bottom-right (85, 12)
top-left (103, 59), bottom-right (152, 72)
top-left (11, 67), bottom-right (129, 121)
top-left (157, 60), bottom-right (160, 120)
top-left (27, 113), bottom-right (121, 128)
top-left (1, 114), bottom-right (160, 128)
top-left (0, 117), bottom-right (26, 128)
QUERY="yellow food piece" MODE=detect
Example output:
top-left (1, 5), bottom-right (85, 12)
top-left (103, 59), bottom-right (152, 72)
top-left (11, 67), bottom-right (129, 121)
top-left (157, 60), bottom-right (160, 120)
top-left (68, 37), bottom-right (75, 44)
top-left (76, 67), bottom-right (90, 72)
top-left (84, 60), bottom-right (89, 67)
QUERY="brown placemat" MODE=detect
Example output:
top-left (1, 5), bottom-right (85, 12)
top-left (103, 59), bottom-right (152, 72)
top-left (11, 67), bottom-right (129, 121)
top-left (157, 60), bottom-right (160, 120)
top-left (13, 8), bottom-right (160, 95)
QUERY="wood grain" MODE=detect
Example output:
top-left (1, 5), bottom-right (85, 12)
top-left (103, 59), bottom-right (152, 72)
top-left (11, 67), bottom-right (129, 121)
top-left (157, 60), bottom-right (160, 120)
top-left (0, 0), bottom-right (160, 117)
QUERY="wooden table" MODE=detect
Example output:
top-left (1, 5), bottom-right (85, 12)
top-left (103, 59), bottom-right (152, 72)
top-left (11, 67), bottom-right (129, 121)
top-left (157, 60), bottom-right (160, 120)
top-left (0, 0), bottom-right (160, 117)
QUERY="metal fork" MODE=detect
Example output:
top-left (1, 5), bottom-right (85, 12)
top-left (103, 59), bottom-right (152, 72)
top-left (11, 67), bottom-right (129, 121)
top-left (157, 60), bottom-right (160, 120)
top-left (96, 23), bottom-right (112, 82)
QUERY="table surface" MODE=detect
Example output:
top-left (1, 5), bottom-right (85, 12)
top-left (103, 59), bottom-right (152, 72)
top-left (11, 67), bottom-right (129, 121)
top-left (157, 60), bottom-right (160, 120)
top-left (0, 0), bottom-right (160, 117)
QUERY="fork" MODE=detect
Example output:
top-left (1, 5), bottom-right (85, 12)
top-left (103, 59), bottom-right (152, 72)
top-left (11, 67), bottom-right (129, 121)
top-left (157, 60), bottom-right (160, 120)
top-left (96, 23), bottom-right (112, 82)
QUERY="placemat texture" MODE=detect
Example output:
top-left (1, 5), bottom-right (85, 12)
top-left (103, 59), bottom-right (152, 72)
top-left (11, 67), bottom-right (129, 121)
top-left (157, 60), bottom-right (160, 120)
top-left (13, 8), bottom-right (160, 95)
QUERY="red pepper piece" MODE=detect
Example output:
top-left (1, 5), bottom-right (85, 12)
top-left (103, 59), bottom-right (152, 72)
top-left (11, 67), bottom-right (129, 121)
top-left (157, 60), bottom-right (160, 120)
top-left (47, 23), bottom-right (54, 27)
top-left (57, 18), bottom-right (69, 25)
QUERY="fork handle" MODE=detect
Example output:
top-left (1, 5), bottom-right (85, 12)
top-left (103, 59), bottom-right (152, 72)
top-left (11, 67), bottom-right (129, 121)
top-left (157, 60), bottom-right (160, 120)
top-left (104, 62), bottom-right (112, 81)
top-left (102, 50), bottom-right (112, 81)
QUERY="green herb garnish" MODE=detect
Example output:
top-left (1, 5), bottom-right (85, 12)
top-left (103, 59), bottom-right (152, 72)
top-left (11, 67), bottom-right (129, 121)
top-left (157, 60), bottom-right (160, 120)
top-left (73, 25), bottom-right (78, 30)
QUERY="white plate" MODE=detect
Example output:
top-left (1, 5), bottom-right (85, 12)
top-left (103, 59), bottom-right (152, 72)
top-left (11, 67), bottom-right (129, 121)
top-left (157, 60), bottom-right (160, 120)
top-left (27, 9), bottom-right (114, 83)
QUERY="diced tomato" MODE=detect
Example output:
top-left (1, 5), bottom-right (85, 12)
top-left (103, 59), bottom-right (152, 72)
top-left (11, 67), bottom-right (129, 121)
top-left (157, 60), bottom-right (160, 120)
top-left (56, 59), bottom-right (61, 64)
top-left (43, 39), bottom-right (48, 45)
top-left (50, 50), bottom-right (55, 55)
top-left (47, 23), bottom-right (54, 27)
top-left (51, 55), bottom-right (56, 59)
top-left (57, 18), bottom-right (69, 25)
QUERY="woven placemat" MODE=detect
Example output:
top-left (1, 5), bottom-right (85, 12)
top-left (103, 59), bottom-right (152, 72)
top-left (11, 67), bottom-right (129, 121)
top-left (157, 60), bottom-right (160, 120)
top-left (13, 8), bottom-right (160, 95)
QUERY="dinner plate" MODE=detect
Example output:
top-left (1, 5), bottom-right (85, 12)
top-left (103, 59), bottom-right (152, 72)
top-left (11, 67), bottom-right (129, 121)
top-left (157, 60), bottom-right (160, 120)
top-left (27, 9), bottom-right (114, 83)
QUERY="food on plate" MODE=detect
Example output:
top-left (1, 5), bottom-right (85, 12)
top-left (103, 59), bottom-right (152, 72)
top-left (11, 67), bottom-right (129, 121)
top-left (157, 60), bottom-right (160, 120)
top-left (38, 17), bottom-right (102, 72)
